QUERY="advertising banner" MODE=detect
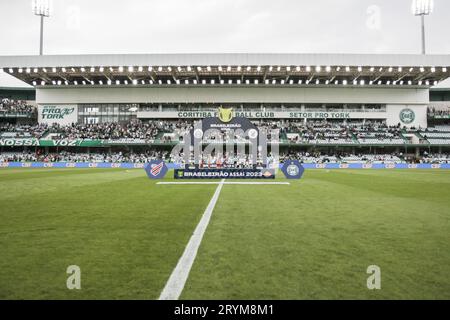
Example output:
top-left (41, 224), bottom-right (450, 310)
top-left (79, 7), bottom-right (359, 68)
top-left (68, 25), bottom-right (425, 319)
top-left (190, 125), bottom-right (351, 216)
top-left (174, 168), bottom-right (276, 179)
top-left (38, 105), bottom-right (78, 125)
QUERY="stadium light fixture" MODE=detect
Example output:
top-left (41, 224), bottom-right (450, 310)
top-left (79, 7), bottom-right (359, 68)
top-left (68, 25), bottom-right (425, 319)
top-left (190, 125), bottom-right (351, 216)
top-left (74, 80), bottom-right (78, 85)
top-left (8, 68), bottom-right (13, 73)
top-left (33, 68), bottom-right (38, 73)
top-left (408, 80), bottom-right (412, 85)
top-left (32, 81), bottom-right (37, 86)
top-left (227, 66), bottom-right (231, 72)
top-left (26, 68), bottom-right (31, 73)
top-left (305, 79), bottom-right (310, 84)
top-left (265, 79), bottom-right (269, 85)
top-left (388, 67), bottom-right (393, 72)
top-left (296, 66), bottom-right (300, 72)
top-left (425, 80), bottom-right (430, 85)
top-left (345, 66), bottom-right (350, 72)
top-left (342, 80), bottom-right (348, 85)
top-left (442, 67), bottom-right (447, 72)
top-left (370, 67), bottom-right (375, 72)
top-left (277, 66), bottom-right (281, 72)
top-left (411, 0), bottom-right (434, 54)
top-left (289, 79), bottom-right (294, 85)
top-left (148, 66), bottom-right (153, 72)
top-left (420, 66), bottom-right (425, 72)
top-left (40, 80), bottom-right (45, 85)
top-left (90, 67), bottom-right (95, 72)
top-left (99, 67), bottom-right (104, 72)
top-left (298, 79), bottom-right (303, 84)
top-left (387, 80), bottom-right (391, 85)
top-left (306, 66), bottom-right (311, 72)
top-left (118, 66), bottom-right (124, 72)
top-left (430, 67), bottom-right (435, 72)
top-left (272, 79), bottom-right (276, 85)
top-left (80, 67), bottom-right (85, 72)
top-left (400, 80), bottom-right (404, 85)
top-left (237, 79), bottom-right (241, 85)
top-left (334, 80), bottom-right (338, 85)
top-left (207, 66), bottom-right (211, 72)
top-left (418, 80), bottom-right (422, 85)
top-left (433, 80), bottom-right (438, 85)
top-left (357, 66), bottom-right (362, 72)
top-left (326, 66), bottom-right (331, 72)
top-left (286, 66), bottom-right (291, 72)
top-left (315, 66), bottom-right (321, 72)
top-left (336, 66), bottom-right (341, 71)
top-left (246, 66), bottom-right (251, 72)
top-left (237, 66), bottom-right (242, 72)
top-left (409, 67), bottom-right (414, 72)
top-left (398, 67), bottom-right (402, 72)
top-left (32, 0), bottom-right (51, 55)
top-left (132, 79), bottom-right (137, 85)
top-left (360, 80), bottom-right (365, 85)
top-left (228, 79), bottom-right (232, 85)
top-left (18, 68), bottom-right (23, 73)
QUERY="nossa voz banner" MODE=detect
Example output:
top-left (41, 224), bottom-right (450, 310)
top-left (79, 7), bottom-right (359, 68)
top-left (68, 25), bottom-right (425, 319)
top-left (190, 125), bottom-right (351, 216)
top-left (0, 138), bottom-right (102, 147)
top-left (38, 105), bottom-right (78, 125)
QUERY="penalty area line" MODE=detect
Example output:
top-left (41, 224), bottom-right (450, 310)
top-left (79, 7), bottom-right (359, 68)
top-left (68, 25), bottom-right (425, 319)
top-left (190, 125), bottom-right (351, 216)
top-left (158, 179), bottom-right (225, 300)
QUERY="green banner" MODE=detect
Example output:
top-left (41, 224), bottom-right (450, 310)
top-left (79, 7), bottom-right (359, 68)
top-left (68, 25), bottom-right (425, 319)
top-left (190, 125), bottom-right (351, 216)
top-left (0, 138), bottom-right (103, 147)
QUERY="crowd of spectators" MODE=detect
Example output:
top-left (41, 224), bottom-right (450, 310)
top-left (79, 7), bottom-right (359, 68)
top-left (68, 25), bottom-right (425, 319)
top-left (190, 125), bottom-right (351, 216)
top-left (0, 98), bottom-right (36, 115)
top-left (2, 150), bottom-right (448, 164)
top-left (0, 123), bottom-right (48, 138)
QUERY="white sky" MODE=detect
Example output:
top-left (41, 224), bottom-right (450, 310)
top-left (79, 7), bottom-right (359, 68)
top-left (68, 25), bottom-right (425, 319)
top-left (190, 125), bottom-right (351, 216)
top-left (0, 0), bottom-right (449, 87)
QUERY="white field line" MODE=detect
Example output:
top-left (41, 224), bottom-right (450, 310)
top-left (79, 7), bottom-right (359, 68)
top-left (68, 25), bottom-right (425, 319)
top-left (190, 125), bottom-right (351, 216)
top-left (158, 179), bottom-right (225, 300)
top-left (157, 181), bottom-right (290, 185)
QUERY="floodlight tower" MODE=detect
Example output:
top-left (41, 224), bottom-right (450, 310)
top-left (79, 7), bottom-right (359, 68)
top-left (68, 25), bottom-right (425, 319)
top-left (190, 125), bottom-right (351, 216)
top-left (32, 0), bottom-right (51, 55)
top-left (411, 0), bottom-right (434, 54)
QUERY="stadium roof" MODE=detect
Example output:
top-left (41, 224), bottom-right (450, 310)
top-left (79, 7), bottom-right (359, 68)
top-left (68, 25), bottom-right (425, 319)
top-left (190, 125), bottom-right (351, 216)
top-left (0, 53), bottom-right (449, 88)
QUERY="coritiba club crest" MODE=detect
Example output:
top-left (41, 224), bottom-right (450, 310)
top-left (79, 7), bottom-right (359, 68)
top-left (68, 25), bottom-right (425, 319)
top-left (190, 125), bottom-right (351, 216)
top-left (218, 107), bottom-right (233, 123)
top-left (399, 108), bottom-right (415, 124)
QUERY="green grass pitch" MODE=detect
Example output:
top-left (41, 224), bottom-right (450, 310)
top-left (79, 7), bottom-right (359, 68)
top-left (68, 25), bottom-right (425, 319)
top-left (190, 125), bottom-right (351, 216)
top-left (0, 168), bottom-right (449, 299)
